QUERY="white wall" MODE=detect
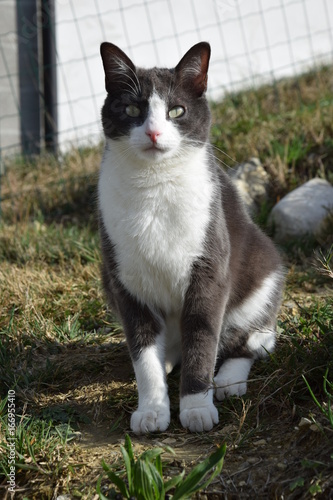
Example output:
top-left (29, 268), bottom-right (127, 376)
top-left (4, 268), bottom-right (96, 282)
top-left (0, 0), bottom-right (19, 160)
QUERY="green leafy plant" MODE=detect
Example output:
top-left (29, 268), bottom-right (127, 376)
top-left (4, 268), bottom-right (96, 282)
top-left (97, 434), bottom-right (226, 499)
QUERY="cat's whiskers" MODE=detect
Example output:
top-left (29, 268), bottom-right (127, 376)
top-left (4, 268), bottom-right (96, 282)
top-left (209, 143), bottom-right (237, 165)
top-left (182, 137), bottom-right (236, 172)
top-left (206, 150), bottom-right (235, 172)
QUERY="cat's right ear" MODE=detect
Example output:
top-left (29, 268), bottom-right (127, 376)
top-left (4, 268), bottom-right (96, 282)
top-left (100, 42), bottom-right (137, 94)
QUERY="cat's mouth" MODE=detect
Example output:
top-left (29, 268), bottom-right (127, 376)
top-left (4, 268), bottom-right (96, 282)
top-left (143, 144), bottom-right (169, 154)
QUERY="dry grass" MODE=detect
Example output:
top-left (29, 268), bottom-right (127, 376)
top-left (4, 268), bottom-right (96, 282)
top-left (0, 67), bottom-right (333, 499)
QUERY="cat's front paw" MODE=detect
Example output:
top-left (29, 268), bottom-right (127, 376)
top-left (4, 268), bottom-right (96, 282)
top-left (180, 406), bottom-right (219, 432)
top-left (179, 392), bottom-right (218, 432)
top-left (130, 408), bottom-right (170, 434)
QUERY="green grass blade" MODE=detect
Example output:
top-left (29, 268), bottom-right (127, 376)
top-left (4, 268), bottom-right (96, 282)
top-left (302, 375), bottom-right (329, 419)
top-left (323, 369), bottom-right (333, 428)
top-left (172, 444), bottom-right (226, 500)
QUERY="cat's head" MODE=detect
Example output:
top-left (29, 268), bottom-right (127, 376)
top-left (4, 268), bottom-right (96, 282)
top-left (100, 42), bottom-right (211, 164)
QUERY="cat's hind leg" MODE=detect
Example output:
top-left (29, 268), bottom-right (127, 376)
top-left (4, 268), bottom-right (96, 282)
top-left (214, 357), bottom-right (253, 400)
top-left (214, 270), bottom-right (282, 401)
top-left (164, 314), bottom-right (182, 375)
top-left (214, 327), bottom-right (276, 401)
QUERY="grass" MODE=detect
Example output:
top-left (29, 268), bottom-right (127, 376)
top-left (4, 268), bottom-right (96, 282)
top-left (0, 65), bottom-right (333, 498)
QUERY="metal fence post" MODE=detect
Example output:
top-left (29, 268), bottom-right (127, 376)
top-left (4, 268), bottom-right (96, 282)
top-left (42, 0), bottom-right (57, 154)
top-left (16, 0), bottom-right (41, 155)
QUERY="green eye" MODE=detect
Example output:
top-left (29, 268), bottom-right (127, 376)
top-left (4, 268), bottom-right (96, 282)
top-left (125, 104), bottom-right (141, 117)
top-left (169, 106), bottom-right (185, 119)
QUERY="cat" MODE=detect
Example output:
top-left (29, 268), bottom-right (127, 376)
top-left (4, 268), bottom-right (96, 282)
top-left (98, 41), bottom-right (284, 434)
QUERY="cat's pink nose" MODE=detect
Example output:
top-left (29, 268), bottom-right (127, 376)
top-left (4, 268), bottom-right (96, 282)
top-left (146, 130), bottom-right (161, 143)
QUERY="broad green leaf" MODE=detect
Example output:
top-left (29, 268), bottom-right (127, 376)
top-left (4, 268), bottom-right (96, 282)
top-left (134, 458), bottom-right (157, 500)
top-left (155, 453), bottom-right (163, 477)
top-left (164, 470), bottom-right (185, 492)
top-left (124, 434), bottom-right (134, 462)
top-left (96, 474), bottom-right (111, 500)
top-left (289, 477), bottom-right (305, 492)
top-left (172, 444), bottom-right (226, 500)
top-left (140, 448), bottom-right (165, 462)
top-left (101, 459), bottom-right (129, 498)
top-left (120, 445), bottom-right (133, 493)
top-left (309, 484), bottom-right (322, 494)
top-left (145, 459), bottom-right (164, 496)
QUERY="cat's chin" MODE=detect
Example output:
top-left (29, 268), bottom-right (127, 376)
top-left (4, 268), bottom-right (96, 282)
top-left (138, 145), bottom-right (175, 163)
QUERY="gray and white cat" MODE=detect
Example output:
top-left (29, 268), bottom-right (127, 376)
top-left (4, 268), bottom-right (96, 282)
top-left (98, 42), bottom-right (284, 434)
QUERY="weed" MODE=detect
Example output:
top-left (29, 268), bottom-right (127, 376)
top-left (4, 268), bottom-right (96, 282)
top-left (97, 434), bottom-right (226, 499)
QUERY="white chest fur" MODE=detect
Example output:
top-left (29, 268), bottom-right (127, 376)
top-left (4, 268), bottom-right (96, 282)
top-left (99, 140), bottom-right (213, 313)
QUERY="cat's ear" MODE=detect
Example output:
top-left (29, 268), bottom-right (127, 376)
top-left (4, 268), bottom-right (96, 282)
top-left (175, 42), bottom-right (211, 96)
top-left (100, 42), bottom-right (137, 94)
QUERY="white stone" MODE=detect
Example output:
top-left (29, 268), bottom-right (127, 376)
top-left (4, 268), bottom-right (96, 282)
top-left (269, 178), bottom-right (333, 243)
top-left (298, 417), bottom-right (312, 427)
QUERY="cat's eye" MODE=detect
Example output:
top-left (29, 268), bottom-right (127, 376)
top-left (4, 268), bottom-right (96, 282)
top-left (125, 104), bottom-right (141, 117)
top-left (168, 106), bottom-right (185, 119)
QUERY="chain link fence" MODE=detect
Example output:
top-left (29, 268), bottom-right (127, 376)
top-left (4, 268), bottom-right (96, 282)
top-left (1, 0), bottom-right (333, 168)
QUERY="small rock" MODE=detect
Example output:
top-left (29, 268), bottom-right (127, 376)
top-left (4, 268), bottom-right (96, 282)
top-left (310, 423), bottom-right (320, 432)
top-left (283, 300), bottom-right (298, 316)
top-left (269, 178), bottom-right (333, 243)
top-left (221, 424), bottom-right (238, 434)
top-left (298, 417), bottom-right (312, 427)
top-left (161, 437), bottom-right (177, 445)
top-left (253, 439), bottom-right (267, 446)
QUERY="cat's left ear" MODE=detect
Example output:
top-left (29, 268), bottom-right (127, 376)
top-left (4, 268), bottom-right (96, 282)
top-left (175, 42), bottom-right (211, 96)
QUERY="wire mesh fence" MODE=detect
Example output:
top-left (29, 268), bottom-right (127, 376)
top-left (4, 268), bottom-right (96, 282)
top-left (1, 0), bottom-right (333, 167)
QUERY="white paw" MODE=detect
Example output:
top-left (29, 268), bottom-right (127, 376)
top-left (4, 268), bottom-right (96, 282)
top-left (214, 358), bottom-right (253, 401)
top-left (180, 405), bottom-right (219, 432)
top-left (130, 408), bottom-right (170, 434)
top-left (214, 379), bottom-right (247, 400)
top-left (179, 392), bottom-right (219, 432)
